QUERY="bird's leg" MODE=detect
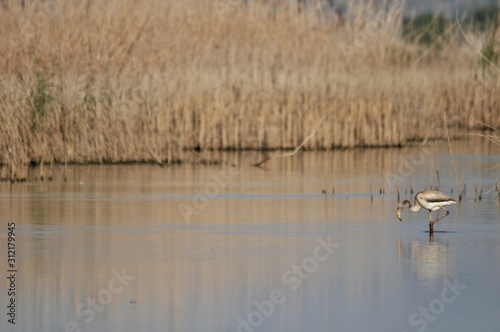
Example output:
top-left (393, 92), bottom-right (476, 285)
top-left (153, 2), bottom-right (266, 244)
top-left (432, 208), bottom-right (450, 223)
top-left (429, 211), bottom-right (433, 234)
top-left (429, 207), bottom-right (451, 233)
top-left (439, 207), bottom-right (450, 216)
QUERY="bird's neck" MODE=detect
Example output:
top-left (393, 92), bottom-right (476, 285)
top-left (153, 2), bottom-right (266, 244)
top-left (410, 197), bottom-right (421, 212)
top-left (409, 204), bottom-right (420, 212)
top-left (402, 199), bottom-right (421, 212)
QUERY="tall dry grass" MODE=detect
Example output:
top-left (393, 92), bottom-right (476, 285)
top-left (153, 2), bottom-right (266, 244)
top-left (0, 0), bottom-right (499, 180)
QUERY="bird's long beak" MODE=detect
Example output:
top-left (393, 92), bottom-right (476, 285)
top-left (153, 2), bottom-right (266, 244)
top-left (396, 209), bottom-right (402, 222)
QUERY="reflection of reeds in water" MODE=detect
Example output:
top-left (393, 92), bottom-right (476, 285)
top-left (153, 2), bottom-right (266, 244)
top-left (1, 1), bottom-right (499, 181)
top-left (475, 183), bottom-right (483, 202)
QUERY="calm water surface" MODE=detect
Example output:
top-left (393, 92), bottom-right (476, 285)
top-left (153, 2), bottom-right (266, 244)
top-left (0, 139), bottom-right (499, 332)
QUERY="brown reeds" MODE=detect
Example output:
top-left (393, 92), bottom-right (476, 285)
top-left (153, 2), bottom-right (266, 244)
top-left (0, 0), bottom-right (499, 181)
top-left (251, 114), bottom-right (327, 167)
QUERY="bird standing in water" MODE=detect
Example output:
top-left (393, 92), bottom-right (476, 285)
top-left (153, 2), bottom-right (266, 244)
top-left (396, 190), bottom-right (456, 234)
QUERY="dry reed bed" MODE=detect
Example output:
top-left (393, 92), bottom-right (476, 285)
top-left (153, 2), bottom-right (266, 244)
top-left (0, 0), bottom-right (499, 180)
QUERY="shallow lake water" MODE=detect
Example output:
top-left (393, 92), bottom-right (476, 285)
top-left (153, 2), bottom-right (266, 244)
top-left (0, 138), bottom-right (499, 332)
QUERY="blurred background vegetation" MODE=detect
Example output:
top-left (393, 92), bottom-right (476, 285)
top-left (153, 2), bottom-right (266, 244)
top-left (0, 0), bottom-right (498, 181)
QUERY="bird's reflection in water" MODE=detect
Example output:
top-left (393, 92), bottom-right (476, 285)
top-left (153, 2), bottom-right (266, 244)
top-left (397, 236), bottom-right (452, 282)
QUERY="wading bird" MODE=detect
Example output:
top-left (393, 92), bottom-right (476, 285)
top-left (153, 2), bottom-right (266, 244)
top-left (396, 190), bottom-right (456, 234)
